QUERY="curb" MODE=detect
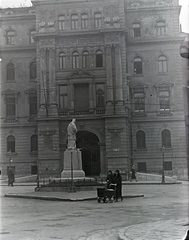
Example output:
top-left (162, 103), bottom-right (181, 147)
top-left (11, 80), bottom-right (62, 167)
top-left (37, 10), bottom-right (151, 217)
top-left (0, 182), bottom-right (182, 186)
top-left (0, 184), bottom-right (37, 186)
top-left (122, 182), bottom-right (182, 185)
top-left (4, 194), bottom-right (144, 202)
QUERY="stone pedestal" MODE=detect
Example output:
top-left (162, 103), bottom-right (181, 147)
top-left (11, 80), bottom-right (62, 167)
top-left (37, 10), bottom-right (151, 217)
top-left (61, 149), bottom-right (85, 179)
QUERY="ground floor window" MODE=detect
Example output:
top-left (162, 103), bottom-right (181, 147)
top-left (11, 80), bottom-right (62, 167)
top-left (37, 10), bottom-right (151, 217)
top-left (31, 166), bottom-right (37, 174)
top-left (164, 161), bottom-right (172, 171)
top-left (137, 162), bottom-right (146, 172)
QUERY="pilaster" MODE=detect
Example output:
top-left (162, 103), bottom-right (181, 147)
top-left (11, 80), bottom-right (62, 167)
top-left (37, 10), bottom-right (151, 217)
top-left (105, 44), bottom-right (114, 114)
top-left (114, 44), bottom-right (125, 114)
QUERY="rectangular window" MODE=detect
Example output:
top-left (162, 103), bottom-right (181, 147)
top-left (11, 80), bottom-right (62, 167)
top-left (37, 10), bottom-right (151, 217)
top-left (134, 92), bottom-right (145, 113)
top-left (30, 30), bottom-right (36, 44)
top-left (6, 95), bottom-right (16, 117)
top-left (81, 14), bottom-right (88, 29)
top-left (159, 90), bottom-right (170, 111)
top-left (96, 84), bottom-right (105, 108)
top-left (164, 161), bottom-right (172, 171)
top-left (133, 23), bottom-right (141, 37)
top-left (156, 22), bottom-right (166, 36)
top-left (31, 166), bottom-right (38, 174)
top-left (71, 14), bottom-right (78, 30)
top-left (59, 53), bottom-right (66, 69)
top-left (94, 13), bottom-right (102, 28)
top-left (29, 94), bottom-right (37, 116)
top-left (6, 31), bottom-right (15, 45)
top-left (134, 58), bottom-right (143, 74)
top-left (59, 85), bottom-right (68, 110)
top-left (74, 84), bottom-right (89, 112)
top-left (137, 162), bottom-right (146, 172)
top-left (58, 16), bottom-right (65, 30)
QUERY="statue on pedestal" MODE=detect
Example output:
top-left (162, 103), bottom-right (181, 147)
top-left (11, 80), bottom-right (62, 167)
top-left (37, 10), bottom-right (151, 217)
top-left (67, 118), bottom-right (77, 150)
top-left (61, 118), bottom-right (85, 179)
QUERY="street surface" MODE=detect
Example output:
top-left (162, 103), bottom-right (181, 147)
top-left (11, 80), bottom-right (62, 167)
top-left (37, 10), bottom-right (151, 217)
top-left (0, 182), bottom-right (189, 240)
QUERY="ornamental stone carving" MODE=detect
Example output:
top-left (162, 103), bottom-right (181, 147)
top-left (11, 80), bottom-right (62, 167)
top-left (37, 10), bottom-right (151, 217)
top-left (105, 34), bottom-right (121, 43)
top-left (105, 45), bottom-right (112, 55)
top-left (39, 38), bottom-right (55, 47)
top-left (115, 44), bottom-right (121, 55)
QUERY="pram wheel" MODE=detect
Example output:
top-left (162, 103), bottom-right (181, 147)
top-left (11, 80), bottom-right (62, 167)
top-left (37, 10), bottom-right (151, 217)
top-left (97, 198), bottom-right (101, 203)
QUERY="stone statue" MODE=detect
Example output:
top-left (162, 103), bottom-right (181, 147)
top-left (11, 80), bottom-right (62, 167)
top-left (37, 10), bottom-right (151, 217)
top-left (67, 118), bottom-right (77, 150)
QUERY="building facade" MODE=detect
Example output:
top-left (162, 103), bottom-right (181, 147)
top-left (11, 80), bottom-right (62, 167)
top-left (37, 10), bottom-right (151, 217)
top-left (0, 0), bottom-right (188, 180)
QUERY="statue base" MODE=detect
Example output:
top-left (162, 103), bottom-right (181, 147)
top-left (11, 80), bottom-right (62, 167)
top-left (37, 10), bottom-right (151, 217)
top-left (61, 149), bottom-right (85, 179)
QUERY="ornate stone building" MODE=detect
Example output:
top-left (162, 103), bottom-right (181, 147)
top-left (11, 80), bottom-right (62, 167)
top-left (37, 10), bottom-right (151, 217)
top-left (0, 0), bottom-right (188, 179)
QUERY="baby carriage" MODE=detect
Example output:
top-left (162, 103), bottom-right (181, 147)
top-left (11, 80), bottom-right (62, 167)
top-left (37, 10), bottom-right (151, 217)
top-left (97, 184), bottom-right (116, 203)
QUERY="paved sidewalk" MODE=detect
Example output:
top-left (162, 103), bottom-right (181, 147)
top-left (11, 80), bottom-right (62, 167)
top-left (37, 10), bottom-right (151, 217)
top-left (3, 184), bottom-right (144, 201)
top-left (1, 179), bottom-right (182, 201)
top-left (118, 219), bottom-right (189, 240)
top-left (77, 219), bottom-right (189, 240)
top-left (0, 180), bottom-right (182, 186)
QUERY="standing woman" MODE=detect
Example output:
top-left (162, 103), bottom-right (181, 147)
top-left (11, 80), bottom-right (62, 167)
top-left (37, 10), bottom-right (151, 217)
top-left (130, 165), bottom-right (137, 182)
top-left (106, 170), bottom-right (113, 189)
top-left (114, 170), bottom-right (123, 201)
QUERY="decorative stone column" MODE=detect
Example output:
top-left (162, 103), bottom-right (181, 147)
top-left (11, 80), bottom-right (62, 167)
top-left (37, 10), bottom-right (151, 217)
top-left (105, 45), bottom-right (114, 114)
top-left (114, 44), bottom-right (125, 114)
top-left (39, 48), bottom-right (48, 117)
top-left (100, 144), bottom-right (107, 177)
top-left (89, 81), bottom-right (94, 113)
top-left (69, 82), bottom-right (74, 114)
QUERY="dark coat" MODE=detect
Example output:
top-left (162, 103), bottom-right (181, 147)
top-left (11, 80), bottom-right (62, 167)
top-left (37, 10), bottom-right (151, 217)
top-left (8, 168), bottom-right (14, 185)
top-left (131, 168), bottom-right (136, 179)
top-left (106, 175), bottom-right (113, 189)
top-left (113, 174), bottom-right (122, 200)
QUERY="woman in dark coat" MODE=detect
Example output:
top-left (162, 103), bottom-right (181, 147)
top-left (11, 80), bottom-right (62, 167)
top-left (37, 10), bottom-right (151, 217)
top-left (130, 165), bottom-right (137, 182)
top-left (8, 167), bottom-right (14, 187)
top-left (114, 170), bottom-right (123, 201)
top-left (106, 170), bottom-right (113, 189)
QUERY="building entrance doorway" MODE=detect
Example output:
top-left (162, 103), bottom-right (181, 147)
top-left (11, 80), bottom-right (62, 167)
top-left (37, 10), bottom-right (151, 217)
top-left (76, 131), bottom-right (100, 176)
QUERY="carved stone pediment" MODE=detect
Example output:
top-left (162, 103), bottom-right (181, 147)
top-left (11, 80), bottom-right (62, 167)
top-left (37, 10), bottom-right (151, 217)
top-left (24, 88), bottom-right (37, 94)
top-left (1, 88), bottom-right (19, 95)
top-left (67, 70), bottom-right (95, 79)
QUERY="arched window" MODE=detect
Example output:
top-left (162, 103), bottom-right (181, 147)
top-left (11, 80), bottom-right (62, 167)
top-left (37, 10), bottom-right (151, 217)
top-left (6, 30), bottom-right (15, 45)
top-left (59, 52), bottom-right (66, 69)
top-left (158, 55), bottom-right (168, 73)
top-left (7, 135), bottom-right (15, 153)
top-left (136, 131), bottom-right (146, 149)
top-left (96, 50), bottom-right (103, 68)
top-left (132, 23), bottom-right (141, 37)
top-left (72, 51), bottom-right (79, 69)
top-left (82, 51), bottom-right (89, 68)
top-left (134, 57), bottom-right (143, 74)
top-left (31, 135), bottom-right (38, 152)
top-left (6, 63), bottom-right (15, 81)
top-left (162, 129), bottom-right (171, 148)
top-left (30, 62), bottom-right (37, 80)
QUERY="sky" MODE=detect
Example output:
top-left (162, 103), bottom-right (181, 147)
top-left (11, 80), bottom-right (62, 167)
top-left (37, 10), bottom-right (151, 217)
top-left (0, 0), bottom-right (188, 33)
